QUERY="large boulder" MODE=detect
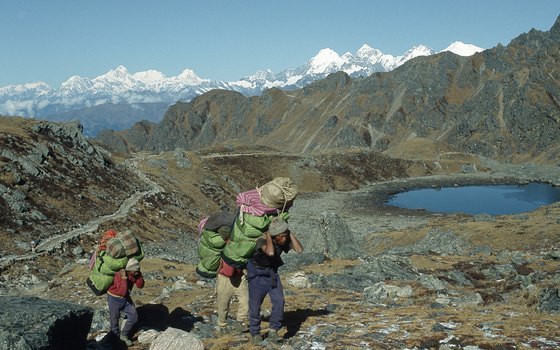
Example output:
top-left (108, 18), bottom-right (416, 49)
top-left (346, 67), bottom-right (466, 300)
top-left (149, 327), bottom-right (204, 350)
top-left (539, 288), bottom-right (560, 313)
top-left (305, 211), bottom-right (361, 259)
top-left (0, 296), bottom-right (93, 350)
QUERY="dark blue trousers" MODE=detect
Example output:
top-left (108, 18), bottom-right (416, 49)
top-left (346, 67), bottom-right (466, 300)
top-left (107, 294), bottom-right (138, 337)
top-left (247, 260), bottom-right (285, 335)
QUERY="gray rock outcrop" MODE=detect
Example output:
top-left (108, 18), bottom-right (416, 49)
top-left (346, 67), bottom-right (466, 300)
top-left (305, 211), bottom-right (361, 259)
top-left (0, 296), bottom-right (93, 350)
top-left (539, 288), bottom-right (560, 313)
top-left (149, 327), bottom-right (204, 350)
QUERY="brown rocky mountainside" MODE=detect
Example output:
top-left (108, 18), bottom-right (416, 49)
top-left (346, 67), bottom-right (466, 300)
top-left (1, 116), bottom-right (425, 268)
top-left (1, 15), bottom-right (560, 350)
top-left (97, 17), bottom-right (560, 164)
top-left (1, 113), bottom-right (559, 349)
top-left (0, 119), bottom-right (146, 256)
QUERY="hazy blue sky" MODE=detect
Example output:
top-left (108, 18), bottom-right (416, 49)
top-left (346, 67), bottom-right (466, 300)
top-left (2, 0), bottom-right (559, 87)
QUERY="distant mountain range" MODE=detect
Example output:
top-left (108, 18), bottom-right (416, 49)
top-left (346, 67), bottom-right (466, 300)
top-left (95, 16), bottom-right (560, 163)
top-left (0, 42), bottom-right (483, 135)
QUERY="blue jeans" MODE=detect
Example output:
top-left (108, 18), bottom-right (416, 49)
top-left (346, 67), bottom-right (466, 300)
top-left (247, 260), bottom-right (285, 335)
top-left (107, 294), bottom-right (138, 337)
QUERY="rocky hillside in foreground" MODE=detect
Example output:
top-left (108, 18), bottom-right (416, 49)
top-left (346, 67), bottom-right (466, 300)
top-left (1, 116), bottom-right (560, 349)
top-left (1, 115), bottom-right (426, 282)
top-left (0, 117), bottom-right (147, 257)
top-left (96, 16), bottom-right (560, 164)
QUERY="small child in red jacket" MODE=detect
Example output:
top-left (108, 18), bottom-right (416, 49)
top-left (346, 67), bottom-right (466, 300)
top-left (107, 258), bottom-right (144, 346)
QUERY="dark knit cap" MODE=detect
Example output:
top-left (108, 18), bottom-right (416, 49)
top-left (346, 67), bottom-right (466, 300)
top-left (269, 218), bottom-right (289, 236)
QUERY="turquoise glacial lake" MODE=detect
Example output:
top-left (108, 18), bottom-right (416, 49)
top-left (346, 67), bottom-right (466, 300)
top-left (386, 182), bottom-right (560, 215)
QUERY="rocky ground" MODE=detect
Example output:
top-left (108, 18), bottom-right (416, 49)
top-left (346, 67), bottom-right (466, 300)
top-left (1, 120), bottom-right (559, 349)
top-left (4, 169), bottom-right (560, 349)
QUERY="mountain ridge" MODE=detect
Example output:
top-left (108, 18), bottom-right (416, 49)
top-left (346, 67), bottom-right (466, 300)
top-left (95, 16), bottom-right (560, 165)
top-left (0, 42), bottom-right (483, 135)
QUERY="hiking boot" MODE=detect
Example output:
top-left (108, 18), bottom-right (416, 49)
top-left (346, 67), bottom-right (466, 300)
top-left (214, 325), bottom-right (226, 336)
top-left (119, 335), bottom-right (132, 346)
top-left (231, 320), bottom-right (249, 333)
top-left (251, 334), bottom-right (262, 345)
top-left (267, 329), bottom-right (282, 342)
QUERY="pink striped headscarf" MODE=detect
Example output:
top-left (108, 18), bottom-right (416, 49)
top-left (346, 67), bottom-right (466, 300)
top-left (197, 217), bottom-right (209, 235)
top-left (236, 189), bottom-right (278, 216)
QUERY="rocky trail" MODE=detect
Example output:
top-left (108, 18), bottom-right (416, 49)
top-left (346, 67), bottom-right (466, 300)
top-left (1, 147), bottom-right (560, 349)
top-left (0, 157), bottom-right (163, 268)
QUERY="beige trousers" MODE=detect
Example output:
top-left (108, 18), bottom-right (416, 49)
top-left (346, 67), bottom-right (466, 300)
top-left (216, 273), bottom-right (249, 327)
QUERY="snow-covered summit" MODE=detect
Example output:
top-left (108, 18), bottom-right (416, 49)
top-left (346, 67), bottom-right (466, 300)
top-left (100, 65), bottom-right (130, 82)
top-left (308, 48), bottom-right (346, 74)
top-left (0, 40), bottom-right (485, 120)
top-left (0, 81), bottom-right (51, 95)
top-left (356, 44), bottom-right (384, 60)
top-left (60, 75), bottom-right (92, 95)
top-left (440, 41), bottom-right (484, 56)
top-left (133, 70), bottom-right (166, 84)
top-left (176, 69), bottom-right (206, 85)
top-left (401, 45), bottom-right (435, 60)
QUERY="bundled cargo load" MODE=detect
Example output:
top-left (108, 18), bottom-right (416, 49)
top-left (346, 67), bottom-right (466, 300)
top-left (221, 177), bottom-right (297, 269)
top-left (196, 211), bottom-right (237, 278)
top-left (258, 177), bottom-right (298, 210)
top-left (105, 230), bottom-right (142, 259)
top-left (86, 229), bottom-right (144, 296)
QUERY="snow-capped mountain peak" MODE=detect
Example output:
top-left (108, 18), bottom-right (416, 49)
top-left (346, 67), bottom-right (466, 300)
top-left (356, 44), bottom-right (382, 59)
top-left (60, 75), bottom-right (93, 94)
top-left (242, 69), bottom-right (275, 83)
top-left (393, 45), bottom-right (435, 67)
top-left (403, 45), bottom-right (435, 58)
top-left (132, 70), bottom-right (166, 84)
top-left (309, 48), bottom-right (343, 74)
top-left (440, 41), bottom-right (484, 56)
top-left (102, 65), bottom-right (130, 81)
top-left (0, 81), bottom-right (51, 97)
top-left (177, 69), bottom-right (205, 84)
top-left (0, 40), bottom-right (486, 129)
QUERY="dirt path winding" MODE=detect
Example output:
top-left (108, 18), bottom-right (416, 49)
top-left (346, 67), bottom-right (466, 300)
top-left (0, 157), bottom-right (163, 266)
